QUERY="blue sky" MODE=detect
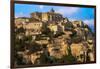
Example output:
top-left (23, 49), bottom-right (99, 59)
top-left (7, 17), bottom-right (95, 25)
top-left (15, 4), bottom-right (95, 32)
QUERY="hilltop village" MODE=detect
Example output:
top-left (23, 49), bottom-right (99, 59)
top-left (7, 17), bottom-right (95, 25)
top-left (14, 8), bottom-right (95, 65)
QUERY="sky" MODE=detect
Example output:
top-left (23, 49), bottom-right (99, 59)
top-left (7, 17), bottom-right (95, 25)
top-left (15, 3), bottom-right (95, 32)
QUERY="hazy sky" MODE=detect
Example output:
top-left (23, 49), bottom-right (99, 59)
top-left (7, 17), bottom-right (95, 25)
top-left (15, 4), bottom-right (95, 32)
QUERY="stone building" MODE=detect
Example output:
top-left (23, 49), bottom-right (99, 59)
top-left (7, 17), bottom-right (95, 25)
top-left (47, 23), bottom-right (58, 35)
top-left (25, 22), bottom-right (43, 36)
top-left (15, 17), bottom-right (29, 29)
top-left (30, 12), bottom-right (42, 21)
top-left (30, 8), bottom-right (63, 22)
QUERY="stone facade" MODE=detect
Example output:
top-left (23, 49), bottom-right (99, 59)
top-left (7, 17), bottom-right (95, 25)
top-left (25, 22), bottom-right (42, 36)
top-left (31, 9), bottom-right (63, 22)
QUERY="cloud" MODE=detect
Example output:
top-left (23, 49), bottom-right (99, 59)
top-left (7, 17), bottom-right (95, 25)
top-left (83, 19), bottom-right (94, 26)
top-left (83, 19), bottom-right (94, 32)
top-left (39, 5), bottom-right (44, 9)
top-left (55, 7), bottom-right (79, 16)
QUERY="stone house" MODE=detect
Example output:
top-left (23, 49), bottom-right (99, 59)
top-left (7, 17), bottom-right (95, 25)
top-left (25, 22), bottom-right (43, 36)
